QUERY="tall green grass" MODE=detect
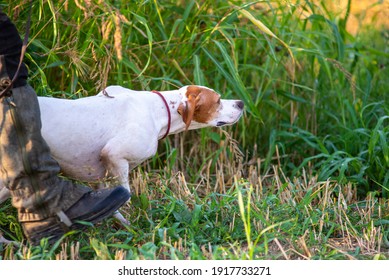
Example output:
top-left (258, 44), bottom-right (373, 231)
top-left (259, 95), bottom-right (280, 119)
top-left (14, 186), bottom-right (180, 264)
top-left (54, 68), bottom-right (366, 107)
top-left (8, 0), bottom-right (386, 193)
top-left (0, 0), bottom-right (388, 259)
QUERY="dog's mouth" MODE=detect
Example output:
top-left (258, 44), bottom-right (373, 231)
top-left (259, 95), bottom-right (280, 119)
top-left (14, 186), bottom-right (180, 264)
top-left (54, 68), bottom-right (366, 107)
top-left (216, 121), bottom-right (232, 127)
top-left (216, 113), bottom-right (243, 127)
top-left (216, 121), bottom-right (228, 127)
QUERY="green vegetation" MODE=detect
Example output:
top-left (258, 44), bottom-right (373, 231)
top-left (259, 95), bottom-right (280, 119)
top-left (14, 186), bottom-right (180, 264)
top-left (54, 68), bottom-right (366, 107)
top-left (0, 0), bottom-right (388, 259)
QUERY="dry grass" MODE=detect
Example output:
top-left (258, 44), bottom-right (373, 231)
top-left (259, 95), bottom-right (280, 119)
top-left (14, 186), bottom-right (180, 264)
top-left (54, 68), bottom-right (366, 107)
top-left (1, 0), bottom-right (388, 260)
top-left (1, 131), bottom-right (388, 259)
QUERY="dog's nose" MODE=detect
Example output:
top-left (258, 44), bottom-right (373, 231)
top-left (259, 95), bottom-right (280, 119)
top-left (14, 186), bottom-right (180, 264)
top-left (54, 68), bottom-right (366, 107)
top-left (235, 100), bottom-right (244, 110)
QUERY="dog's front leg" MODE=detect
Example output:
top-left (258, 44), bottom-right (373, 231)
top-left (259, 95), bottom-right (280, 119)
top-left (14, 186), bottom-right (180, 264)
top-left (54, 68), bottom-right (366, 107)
top-left (100, 144), bottom-right (132, 226)
top-left (100, 148), bottom-right (131, 194)
top-left (94, 181), bottom-right (130, 227)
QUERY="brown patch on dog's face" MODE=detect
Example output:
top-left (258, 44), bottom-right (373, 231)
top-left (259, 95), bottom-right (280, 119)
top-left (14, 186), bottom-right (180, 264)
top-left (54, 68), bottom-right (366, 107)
top-left (177, 86), bottom-right (221, 130)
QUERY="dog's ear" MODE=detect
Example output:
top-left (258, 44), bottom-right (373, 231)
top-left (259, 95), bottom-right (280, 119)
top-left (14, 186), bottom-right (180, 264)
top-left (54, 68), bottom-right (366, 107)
top-left (178, 86), bottom-right (202, 130)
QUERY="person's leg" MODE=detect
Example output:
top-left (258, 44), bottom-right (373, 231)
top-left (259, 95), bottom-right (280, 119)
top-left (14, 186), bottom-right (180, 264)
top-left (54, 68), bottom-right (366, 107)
top-left (0, 84), bottom-right (89, 223)
top-left (0, 12), bottom-right (130, 246)
top-left (0, 71), bottom-right (130, 246)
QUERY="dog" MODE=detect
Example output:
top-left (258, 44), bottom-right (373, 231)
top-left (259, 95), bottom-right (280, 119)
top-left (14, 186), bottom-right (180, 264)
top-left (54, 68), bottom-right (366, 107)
top-left (0, 85), bottom-right (244, 224)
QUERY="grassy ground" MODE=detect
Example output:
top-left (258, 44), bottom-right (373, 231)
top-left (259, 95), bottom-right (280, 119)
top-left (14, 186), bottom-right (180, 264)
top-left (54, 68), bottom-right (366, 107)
top-left (0, 0), bottom-right (388, 259)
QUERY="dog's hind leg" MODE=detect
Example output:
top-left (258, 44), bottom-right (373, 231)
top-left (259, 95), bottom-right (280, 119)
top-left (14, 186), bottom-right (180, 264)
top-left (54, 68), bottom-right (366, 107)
top-left (0, 183), bottom-right (18, 245)
top-left (0, 233), bottom-right (17, 245)
top-left (0, 183), bottom-right (11, 204)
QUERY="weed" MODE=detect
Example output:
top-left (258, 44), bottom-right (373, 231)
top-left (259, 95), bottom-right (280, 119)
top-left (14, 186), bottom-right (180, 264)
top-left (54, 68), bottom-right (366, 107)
top-left (0, 0), bottom-right (388, 259)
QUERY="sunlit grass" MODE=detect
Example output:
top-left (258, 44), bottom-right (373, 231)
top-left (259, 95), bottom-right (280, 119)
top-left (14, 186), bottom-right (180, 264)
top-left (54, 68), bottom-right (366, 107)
top-left (0, 0), bottom-right (388, 259)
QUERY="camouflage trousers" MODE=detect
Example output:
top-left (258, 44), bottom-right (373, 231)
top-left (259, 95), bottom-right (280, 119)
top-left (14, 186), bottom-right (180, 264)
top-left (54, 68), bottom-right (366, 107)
top-left (0, 64), bottom-right (88, 222)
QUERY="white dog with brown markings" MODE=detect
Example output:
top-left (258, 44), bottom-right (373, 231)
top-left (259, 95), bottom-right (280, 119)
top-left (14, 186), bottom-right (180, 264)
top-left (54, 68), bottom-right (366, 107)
top-left (0, 85), bottom-right (244, 224)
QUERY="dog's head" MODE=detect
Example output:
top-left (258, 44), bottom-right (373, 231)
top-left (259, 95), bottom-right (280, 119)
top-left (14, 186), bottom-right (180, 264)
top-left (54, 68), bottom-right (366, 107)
top-left (177, 85), bottom-right (244, 130)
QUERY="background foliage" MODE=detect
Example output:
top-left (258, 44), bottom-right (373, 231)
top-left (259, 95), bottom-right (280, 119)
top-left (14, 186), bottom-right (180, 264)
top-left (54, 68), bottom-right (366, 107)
top-left (0, 0), bottom-right (388, 259)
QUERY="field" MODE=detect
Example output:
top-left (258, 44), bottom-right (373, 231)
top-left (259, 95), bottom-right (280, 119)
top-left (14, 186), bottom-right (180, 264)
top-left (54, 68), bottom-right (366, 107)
top-left (0, 0), bottom-right (388, 259)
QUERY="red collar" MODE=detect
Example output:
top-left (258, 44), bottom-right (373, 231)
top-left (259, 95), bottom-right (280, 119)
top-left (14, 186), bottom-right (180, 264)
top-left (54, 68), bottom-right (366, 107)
top-left (151, 90), bottom-right (171, 139)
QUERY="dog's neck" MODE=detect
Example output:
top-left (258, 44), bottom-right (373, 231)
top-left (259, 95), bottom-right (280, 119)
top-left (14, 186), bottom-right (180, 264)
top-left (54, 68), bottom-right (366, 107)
top-left (153, 90), bottom-right (186, 139)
